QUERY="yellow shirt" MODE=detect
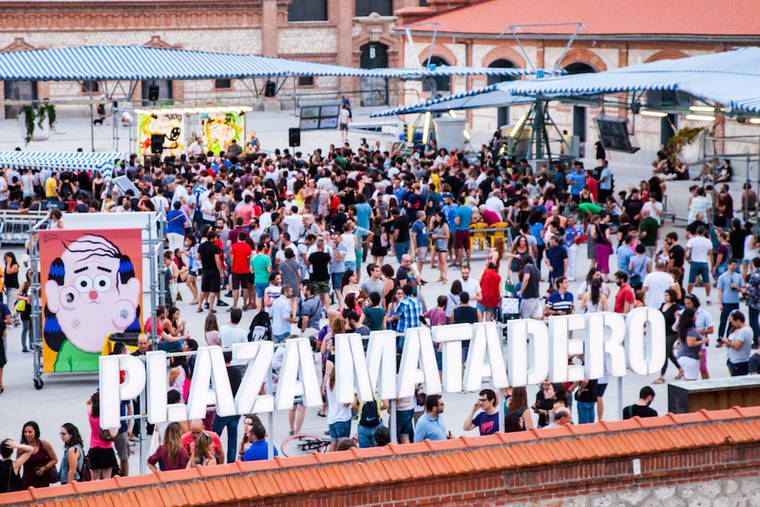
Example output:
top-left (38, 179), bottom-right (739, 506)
top-left (45, 177), bottom-right (57, 198)
top-left (431, 173), bottom-right (440, 193)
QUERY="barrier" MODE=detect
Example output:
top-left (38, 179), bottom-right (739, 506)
top-left (0, 209), bottom-right (48, 247)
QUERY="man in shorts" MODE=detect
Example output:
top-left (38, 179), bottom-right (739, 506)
top-left (410, 211), bottom-right (429, 277)
top-left (197, 230), bottom-right (223, 313)
top-left (308, 239), bottom-right (332, 309)
top-left (454, 195), bottom-right (473, 267)
top-left (229, 231), bottom-right (252, 310)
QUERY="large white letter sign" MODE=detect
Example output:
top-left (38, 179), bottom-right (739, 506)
top-left (463, 322), bottom-right (509, 392)
top-left (548, 315), bottom-right (586, 383)
top-left (626, 307), bottom-right (666, 375)
top-left (99, 354), bottom-right (146, 429)
top-left (507, 319), bottom-right (548, 386)
top-left (397, 327), bottom-right (442, 398)
top-left (234, 341), bottom-right (274, 414)
top-left (146, 350), bottom-right (175, 425)
top-left (600, 312), bottom-right (627, 377)
top-left (275, 338), bottom-right (321, 410)
top-left (432, 323), bottom-right (470, 393)
top-left (186, 346), bottom-right (236, 420)
top-left (335, 331), bottom-right (397, 404)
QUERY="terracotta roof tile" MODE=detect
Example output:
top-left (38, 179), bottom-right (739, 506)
top-left (427, 437), bottom-right (468, 451)
top-left (197, 462), bottom-right (241, 478)
top-left (733, 405), bottom-right (760, 417)
top-left (155, 469), bottom-right (199, 483)
top-left (351, 446), bottom-right (394, 459)
top-left (227, 475), bottom-right (259, 500)
top-left (202, 477), bottom-right (236, 504)
top-left (28, 484), bottom-right (75, 501)
top-left (387, 441), bottom-right (430, 455)
top-left (320, 464), bottom-right (350, 489)
top-left (112, 474), bottom-right (158, 489)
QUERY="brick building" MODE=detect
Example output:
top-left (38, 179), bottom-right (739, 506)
top-left (394, 0), bottom-right (760, 158)
top-left (0, 0), bottom-right (433, 119)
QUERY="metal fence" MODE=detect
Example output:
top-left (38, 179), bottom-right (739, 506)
top-left (0, 209), bottom-right (49, 247)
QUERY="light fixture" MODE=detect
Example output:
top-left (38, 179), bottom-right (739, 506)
top-left (685, 114), bottom-right (716, 122)
top-left (463, 128), bottom-right (471, 141)
top-left (448, 110), bottom-right (456, 118)
top-left (640, 109), bottom-right (668, 118)
top-left (749, 118), bottom-right (760, 124)
top-left (421, 112), bottom-right (431, 144)
top-left (510, 113), bottom-right (528, 137)
top-left (689, 105), bottom-right (716, 113)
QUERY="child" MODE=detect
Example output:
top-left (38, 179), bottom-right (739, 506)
top-left (363, 292), bottom-right (386, 332)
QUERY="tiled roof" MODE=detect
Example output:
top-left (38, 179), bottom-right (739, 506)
top-left (2, 406), bottom-right (760, 506)
top-left (398, 0), bottom-right (760, 37)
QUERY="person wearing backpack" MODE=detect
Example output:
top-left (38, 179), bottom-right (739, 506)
top-left (352, 394), bottom-right (388, 448)
top-left (58, 423), bottom-right (85, 484)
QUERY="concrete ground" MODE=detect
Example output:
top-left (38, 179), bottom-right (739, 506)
top-left (0, 108), bottom-right (749, 476)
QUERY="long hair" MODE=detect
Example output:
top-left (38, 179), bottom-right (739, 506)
top-left (163, 422), bottom-right (183, 463)
top-left (678, 308), bottom-right (696, 342)
top-left (204, 313), bottom-right (219, 333)
top-left (89, 391), bottom-right (101, 418)
top-left (590, 279), bottom-right (602, 306)
top-left (61, 423), bottom-right (84, 449)
top-left (192, 433), bottom-right (213, 462)
top-left (507, 387), bottom-right (528, 411)
top-left (21, 421), bottom-right (40, 445)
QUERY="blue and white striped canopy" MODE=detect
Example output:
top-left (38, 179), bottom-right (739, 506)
top-left (0, 46), bottom-right (536, 81)
top-left (0, 151), bottom-right (124, 180)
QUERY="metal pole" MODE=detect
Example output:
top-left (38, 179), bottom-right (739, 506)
top-left (89, 85), bottom-right (95, 152)
top-left (390, 399), bottom-right (397, 444)
top-left (138, 382), bottom-right (147, 475)
top-left (616, 376), bottom-right (623, 421)
top-left (497, 388), bottom-right (504, 433)
top-left (147, 219), bottom-right (157, 345)
top-left (292, 76), bottom-right (297, 117)
top-left (267, 363), bottom-right (274, 459)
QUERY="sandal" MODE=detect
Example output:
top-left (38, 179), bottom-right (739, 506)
top-left (673, 372), bottom-right (684, 381)
top-left (652, 377), bottom-right (665, 384)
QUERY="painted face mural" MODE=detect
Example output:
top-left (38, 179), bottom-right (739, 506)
top-left (41, 231), bottom-right (142, 372)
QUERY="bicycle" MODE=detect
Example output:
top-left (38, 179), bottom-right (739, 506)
top-left (280, 433), bottom-right (330, 457)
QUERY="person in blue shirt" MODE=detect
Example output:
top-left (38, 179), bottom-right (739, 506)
top-left (616, 235), bottom-right (635, 274)
top-left (410, 211), bottom-right (430, 276)
top-left (529, 211), bottom-right (545, 271)
top-left (544, 235), bottom-right (567, 286)
top-left (566, 163), bottom-right (586, 202)
top-left (414, 394), bottom-right (450, 442)
top-left (166, 201), bottom-right (188, 253)
top-left (441, 194), bottom-right (458, 258)
top-left (454, 195), bottom-right (473, 267)
top-left (545, 277), bottom-right (574, 316)
top-left (716, 259), bottom-right (743, 339)
top-left (242, 423), bottom-right (278, 461)
top-left (598, 159), bottom-right (613, 202)
top-left (462, 389), bottom-right (499, 435)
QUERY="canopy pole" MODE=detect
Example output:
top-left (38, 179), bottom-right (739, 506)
top-left (293, 76), bottom-right (297, 117)
top-left (89, 85), bottom-right (95, 152)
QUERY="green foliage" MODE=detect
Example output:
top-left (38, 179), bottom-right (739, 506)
top-left (20, 105), bottom-right (35, 144)
top-left (666, 126), bottom-right (704, 162)
top-left (19, 100), bottom-right (57, 144)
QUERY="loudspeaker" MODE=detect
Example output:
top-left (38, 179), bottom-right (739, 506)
top-left (288, 128), bottom-right (300, 147)
top-left (150, 134), bottom-right (165, 154)
top-left (264, 80), bottom-right (276, 97)
top-left (148, 84), bottom-right (160, 101)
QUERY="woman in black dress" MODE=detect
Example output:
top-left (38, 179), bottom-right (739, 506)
top-left (653, 288), bottom-right (683, 384)
top-left (370, 215), bottom-right (388, 265)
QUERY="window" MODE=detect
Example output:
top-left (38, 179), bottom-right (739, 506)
top-left (288, 0), bottom-right (327, 21)
top-left (419, 0), bottom-right (428, 5)
top-left (562, 62), bottom-right (597, 75)
top-left (487, 59), bottom-right (517, 127)
top-left (356, 0), bottom-right (393, 16)
top-left (81, 80), bottom-right (99, 93)
top-left (422, 56), bottom-right (450, 93)
top-left (214, 78), bottom-right (231, 89)
top-left (298, 76), bottom-right (314, 86)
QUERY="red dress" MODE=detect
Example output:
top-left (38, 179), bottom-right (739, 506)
top-left (479, 269), bottom-right (501, 309)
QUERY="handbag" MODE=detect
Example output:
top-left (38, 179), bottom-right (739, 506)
top-left (14, 299), bottom-right (26, 313)
top-left (99, 428), bottom-right (116, 442)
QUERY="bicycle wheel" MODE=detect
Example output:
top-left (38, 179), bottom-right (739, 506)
top-left (280, 434), bottom-right (329, 457)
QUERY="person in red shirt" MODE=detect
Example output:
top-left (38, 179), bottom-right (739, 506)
top-left (614, 271), bottom-right (635, 313)
top-left (229, 231), bottom-right (252, 310)
top-left (585, 170), bottom-right (599, 203)
top-left (181, 420), bottom-right (225, 464)
top-left (234, 195), bottom-right (255, 225)
top-left (477, 263), bottom-right (502, 321)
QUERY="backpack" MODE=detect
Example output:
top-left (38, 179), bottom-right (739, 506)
top-left (358, 398), bottom-right (381, 427)
top-left (248, 310), bottom-right (272, 341)
top-left (79, 453), bottom-right (92, 482)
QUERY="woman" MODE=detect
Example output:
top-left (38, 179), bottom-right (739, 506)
top-left (386, 287), bottom-right (406, 331)
top-left (204, 313), bottom-right (220, 347)
top-left (324, 363), bottom-right (352, 452)
top-left (186, 433), bottom-right (216, 468)
top-left (585, 216), bottom-right (597, 270)
top-left (263, 272), bottom-right (283, 315)
top-left (164, 251), bottom-right (179, 305)
top-left (504, 387), bottom-right (533, 432)
top-left (169, 355), bottom-right (191, 402)
top-left (370, 215), bottom-right (388, 266)
top-left (17, 271), bottom-right (32, 353)
top-left (431, 212), bottom-right (450, 284)
top-left (19, 421), bottom-right (58, 489)
top-left (478, 262), bottom-right (501, 322)
top-left (380, 264), bottom-right (396, 309)
top-left (579, 278), bottom-right (608, 313)
top-left (49, 209), bottom-right (64, 230)
top-left (58, 423), bottom-right (84, 484)
top-left (4, 253), bottom-right (19, 327)
top-left (507, 235), bottom-right (531, 282)
top-left (532, 379), bottom-right (557, 428)
top-left (676, 308), bottom-right (707, 381)
top-left (0, 439), bottom-right (33, 493)
top-left (340, 270), bottom-right (362, 305)
top-left (237, 415), bottom-right (262, 461)
top-left (184, 235), bottom-right (200, 305)
top-left (628, 244), bottom-right (651, 290)
top-left (92, 171), bottom-right (105, 204)
top-left (653, 288), bottom-right (684, 384)
top-left (592, 213), bottom-right (613, 281)
top-left (163, 307), bottom-right (188, 344)
top-left (147, 422), bottom-right (189, 472)
top-left (86, 393), bottom-right (117, 480)
top-left (445, 280), bottom-right (462, 320)
top-left (528, 211), bottom-right (545, 268)
top-left (713, 231), bottom-right (731, 280)
top-left (341, 293), bottom-right (364, 323)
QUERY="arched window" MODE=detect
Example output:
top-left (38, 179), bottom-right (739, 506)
top-left (288, 0), bottom-right (327, 21)
top-left (356, 0), bottom-right (393, 16)
top-left (422, 55), bottom-right (450, 93)
top-left (563, 62), bottom-right (597, 75)
top-left (487, 59), bottom-right (518, 126)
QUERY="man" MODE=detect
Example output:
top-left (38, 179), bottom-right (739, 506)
top-left (271, 285), bottom-right (298, 343)
top-left (298, 282), bottom-right (323, 337)
top-left (717, 184), bottom-right (734, 220)
top-left (744, 257), bottom-right (760, 348)
top-left (181, 419), bottom-right (225, 464)
top-left (453, 291), bottom-right (479, 324)
top-left (614, 271), bottom-right (635, 314)
top-left (462, 389), bottom-right (499, 435)
top-left (563, 216), bottom-right (584, 282)
top-left (642, 259), bottom-right (678, 310)
top-left (597, 159), bottom-right (612, 203)
top-left (685, 226), bottom-right (714, 302)
top-left (484, 190), bottom-right (505, 218)
top-left (226, 138), bottom-right (242, 157)
top-left (242, 423), bottom-right (277, 461)
top-left (307, 239), bottom-right (332, 310)
top-left (545, 277), bottom-right (574, 316)
top-left (166, 201), bottom-right (187, 252)
top-left (684, 294), bottom-right (714, 379)
top-left (413, 394), bottom-right (450, 442)
top-left (220, 308), bottom-right (247, 364)
top-left (410, 211), bottom-right (429, 277)
top-left (441, 193), bottom-right (459, 258)
top-left (213, 351), bottom-right (242, 463)
top-left (229, 231), bottom-right (252, 310)
top-left (346, 310), bottom-right (370, 336)
top-left (722, 310), bottom-right (753, 376)
top-left (642, 193), bottom-right (664, 226)
top-left (392, 284), bottom-right (423, 337)
top-left (454, 195), bottom-right (473, 267)
top-left (517, 256), bottom-right (542, 319)
top-left (361, 264), bottom-right (385, 300)
top-left (197, 230), bottom-right (223, 313)
top-left (234, 195), bottom-right (255, 226)
top-left (200, 189), bottom-right (217, 230)
top-left (716, 259), bottom-right (743, 339)
top-left (391, 207), bottom-right (411, 263)
top-left (396, 254), bottom-right (421, 290)
top-left (329, 232), bottom-right (347, 308)
top-left (688, 188), bottom-right (713, 226)
top-left (622, 386), bottom-right (658, 419)
top-left (665, 232), bottom-right (685, 272)
top-left (252, 242), bottom-right (272, 312)
top-left (566, 163), bottom-right (586, 203)
top-left (616, 235), bottom-right (635, 275)
top-left (458, 265), bottom-right (480, 301)
top-left (544, 235), bottom-right (567, 288)
top-left (638, 208), bottom-right (659, 259)
top-left (338, 104), bottom-right (350, 141)
top-left (545, 408), bottom-right (572, 428)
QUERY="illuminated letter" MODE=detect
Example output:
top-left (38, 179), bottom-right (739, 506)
top-left (186, 346), bottom-right (236, 420)
top-left (548, 314), bottom-right (586, 383)
top-left (397, 327), bottom-right (442, 398)
top-left (626, 307), bottom-right (666, 375)
top-left (99, 354), bottom-right (146, 429)
top-left (463, 322), bottom-right (508, 391)
top-left (234, 341), bottom-right (274, 414)
top-left (275, 338), bottom-right (321, 410)
top-left (335, 331), bottom-right (397, 404)
top-left (432, 323), bottom-right (470, 393)
top-left (146, 350), bottom-right (172, 425)
top-left (507, 319), bottom-right (548, 386)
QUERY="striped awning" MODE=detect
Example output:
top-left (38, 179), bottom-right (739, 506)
top-left (0, 151), bottom-right (124, 180)
top-left (0, 46), bottom-right (538, 81)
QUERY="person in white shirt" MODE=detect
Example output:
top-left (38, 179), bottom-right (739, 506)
top-left (188, 137), bottom-right (203, 157)
top-left (219, 308), bottom-right (248, 365)
top-left (271, 286), bottom-right (298, 343)
top-left (458, 265), bottom-right (480, 300)
top-left (642, 194), bottom-right (665, 225)
top-left (484, 190), bottom-right (505, 217)
top-left (685, 226), bottom-right (714, 301)
top-left (642, 259), bottom-right (678, 310)
top-left (283, 206), bottom-right (304, 240)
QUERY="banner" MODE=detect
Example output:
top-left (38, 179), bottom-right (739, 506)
top-left (200, 111), bottom-right (244, 156)
top-left (40, 229), bottom-right (143, 373)
top-left (138, 112), bottom-right (185, 156)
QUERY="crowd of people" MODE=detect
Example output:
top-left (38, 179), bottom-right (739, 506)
top-left (1, 131), bottom-right (759, 492)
